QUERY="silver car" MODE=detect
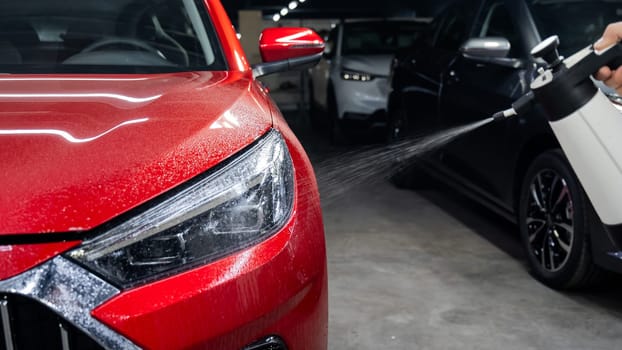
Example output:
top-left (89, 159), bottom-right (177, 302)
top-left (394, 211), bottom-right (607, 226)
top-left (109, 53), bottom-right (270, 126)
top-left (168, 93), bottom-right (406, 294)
top-left (309, 19), bottom-right (426, 142)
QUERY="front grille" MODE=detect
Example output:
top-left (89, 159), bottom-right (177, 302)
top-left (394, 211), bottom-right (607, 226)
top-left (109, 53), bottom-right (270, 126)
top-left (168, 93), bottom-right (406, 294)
top-left (0, 294), bottom-right (104, 350)
top-left (243, 336), bottom-right (288, 350)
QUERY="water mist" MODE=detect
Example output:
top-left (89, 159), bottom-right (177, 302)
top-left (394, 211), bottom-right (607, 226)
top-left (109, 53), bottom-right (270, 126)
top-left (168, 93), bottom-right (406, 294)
top-left (315, 118), bottom-right (494, 204)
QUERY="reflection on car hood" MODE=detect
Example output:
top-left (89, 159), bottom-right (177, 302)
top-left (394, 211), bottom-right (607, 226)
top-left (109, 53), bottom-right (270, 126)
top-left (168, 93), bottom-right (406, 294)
top-left (0, 72), bottom-right (272, 234)
top-left (341, 54), bottom-right (394, 77)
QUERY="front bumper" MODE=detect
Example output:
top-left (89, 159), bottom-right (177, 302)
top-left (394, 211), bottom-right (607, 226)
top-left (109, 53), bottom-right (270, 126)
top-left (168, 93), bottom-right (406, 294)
top-left (333, 76), bottom-right (390, 123)
top-left (0, 211), bottom-right (327, 350)
top-left (340, 110), bottom-right (388, 131)
top-left (0, 141), bottom-right (328, 350)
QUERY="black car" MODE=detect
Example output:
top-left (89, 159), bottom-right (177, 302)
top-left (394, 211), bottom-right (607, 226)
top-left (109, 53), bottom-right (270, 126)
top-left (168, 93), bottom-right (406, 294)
top-left (388, 0), bottom-right (622, 289)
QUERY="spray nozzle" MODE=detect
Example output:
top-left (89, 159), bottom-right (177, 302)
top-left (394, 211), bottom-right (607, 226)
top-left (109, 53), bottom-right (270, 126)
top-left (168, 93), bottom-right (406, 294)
top-left (531, 35), bottom-right (564, 71)
top-left (493, 108), bottom-right (517, 121)
top-left (493, 91), bottom-right (536, 121)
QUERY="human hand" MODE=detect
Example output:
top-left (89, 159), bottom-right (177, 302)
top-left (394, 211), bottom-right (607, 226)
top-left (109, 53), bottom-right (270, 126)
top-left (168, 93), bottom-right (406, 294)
top-left (594, 22), bottom-right (622, 93)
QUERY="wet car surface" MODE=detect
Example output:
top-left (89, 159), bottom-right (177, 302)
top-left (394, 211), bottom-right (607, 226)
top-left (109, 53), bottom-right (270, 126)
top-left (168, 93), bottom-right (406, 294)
top-left (0, 0), bottom-right (328, 349)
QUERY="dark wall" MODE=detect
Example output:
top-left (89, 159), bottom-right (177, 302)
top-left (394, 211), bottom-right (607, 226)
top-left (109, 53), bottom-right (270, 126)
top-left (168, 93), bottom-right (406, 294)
top-left (221, 0), bottom-right (451, 21)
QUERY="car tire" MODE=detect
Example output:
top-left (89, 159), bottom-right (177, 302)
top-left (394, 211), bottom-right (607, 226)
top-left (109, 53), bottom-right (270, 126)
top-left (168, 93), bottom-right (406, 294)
top-left (327, 88), bottom-right (348, 145)
top-left (518, 149), bottom-right (602, 289)
top-left (308, 80), bottom-right (323, 131)
top-left (386, 100), bottom-right (409, 144)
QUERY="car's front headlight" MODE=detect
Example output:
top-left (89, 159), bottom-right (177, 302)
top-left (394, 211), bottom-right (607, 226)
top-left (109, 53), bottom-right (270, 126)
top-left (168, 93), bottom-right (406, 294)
top-left (341, 69), bottom-right (375, 82)
top-left (67, 130), bottom-right (294, 288)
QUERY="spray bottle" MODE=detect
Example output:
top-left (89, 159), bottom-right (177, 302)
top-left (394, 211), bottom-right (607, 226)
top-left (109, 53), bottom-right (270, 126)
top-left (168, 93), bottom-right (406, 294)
top-left (494, 35), bottom-right (622, 232)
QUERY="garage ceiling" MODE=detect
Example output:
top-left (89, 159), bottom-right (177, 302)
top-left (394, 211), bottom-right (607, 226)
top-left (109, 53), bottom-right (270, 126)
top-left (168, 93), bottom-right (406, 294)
top-left (221, 0), bottom-right (450, 21)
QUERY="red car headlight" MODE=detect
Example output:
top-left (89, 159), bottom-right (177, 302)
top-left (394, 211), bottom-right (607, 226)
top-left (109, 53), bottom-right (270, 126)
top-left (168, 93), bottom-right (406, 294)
top-left (66, 130), bottom-right (294, 289)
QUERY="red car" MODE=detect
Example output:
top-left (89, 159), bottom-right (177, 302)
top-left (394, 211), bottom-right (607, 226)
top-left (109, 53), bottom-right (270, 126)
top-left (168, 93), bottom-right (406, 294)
top-left (0, 0), bottom-right (327, 349)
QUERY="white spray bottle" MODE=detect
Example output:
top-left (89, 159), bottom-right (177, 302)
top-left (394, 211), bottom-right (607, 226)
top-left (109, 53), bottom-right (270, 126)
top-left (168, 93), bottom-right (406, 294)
top-left (494, 35), bottom-right (622, 232)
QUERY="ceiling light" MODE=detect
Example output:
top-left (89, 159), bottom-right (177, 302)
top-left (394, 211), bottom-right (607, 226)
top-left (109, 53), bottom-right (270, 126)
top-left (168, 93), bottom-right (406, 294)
top-left (272, 13), bottom-right (281, 22)
top-left (280, 7), bottom-right (288, 16)
top-left (288, 1), bottom-right (298, 10)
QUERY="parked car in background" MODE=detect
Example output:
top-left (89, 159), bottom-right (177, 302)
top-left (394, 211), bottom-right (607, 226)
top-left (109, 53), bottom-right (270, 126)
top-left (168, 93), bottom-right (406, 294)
top-left (389, 0), bottom-right (622, 289)
top-left (309, 19), bottom-right (427, 142)
top-left (0, 0), bottom-right (328, 349)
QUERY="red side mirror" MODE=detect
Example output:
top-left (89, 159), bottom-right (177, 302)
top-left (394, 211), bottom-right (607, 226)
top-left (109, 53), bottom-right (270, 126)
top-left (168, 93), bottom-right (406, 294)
top-left (259, 27), bottom-right (325, 63)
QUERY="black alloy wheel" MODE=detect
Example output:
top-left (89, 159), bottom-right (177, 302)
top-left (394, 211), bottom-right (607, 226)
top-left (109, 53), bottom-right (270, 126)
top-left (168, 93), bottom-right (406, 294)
top-left (525, 168), bottom-right (574, 272)
top-left (518, 150), bottom-right (601, 289)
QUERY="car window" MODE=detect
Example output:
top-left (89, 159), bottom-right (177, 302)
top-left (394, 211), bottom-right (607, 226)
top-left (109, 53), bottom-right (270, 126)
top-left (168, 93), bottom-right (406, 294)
top-left (435, 1), bottom-right (478, 51)
top-left (341, 22), bottom-right (424, 55)
top-left (478, 1), bottom-right (523, 57)
top-left (0, 0), bottom-right (227, 73)
top-left (528, 0), bottom-right (622, 56)
top-left (421, 16), bottom-right (443, 47)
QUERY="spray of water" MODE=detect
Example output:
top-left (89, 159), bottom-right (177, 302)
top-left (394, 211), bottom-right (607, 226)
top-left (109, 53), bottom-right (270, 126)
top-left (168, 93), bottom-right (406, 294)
top-left (315, 118), bottom-right (494, 204)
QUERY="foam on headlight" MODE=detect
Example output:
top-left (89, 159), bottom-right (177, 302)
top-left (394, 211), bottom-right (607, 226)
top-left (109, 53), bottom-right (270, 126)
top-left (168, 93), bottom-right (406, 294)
top-left (67, 130), bottom-right (294, 288)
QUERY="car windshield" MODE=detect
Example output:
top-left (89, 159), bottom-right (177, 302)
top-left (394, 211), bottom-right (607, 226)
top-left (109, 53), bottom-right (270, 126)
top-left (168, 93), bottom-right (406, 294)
top-left (341, 21), bottom-right (424, 55)
top-left (529, 0), bottom-right (622, 56)
top-left (0, 0), bottom-right (226, 73)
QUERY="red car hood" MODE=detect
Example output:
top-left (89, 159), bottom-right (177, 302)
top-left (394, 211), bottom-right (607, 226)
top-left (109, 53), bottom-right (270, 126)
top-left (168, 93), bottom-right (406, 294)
top-left (0, 72), bottom-right (272, 235)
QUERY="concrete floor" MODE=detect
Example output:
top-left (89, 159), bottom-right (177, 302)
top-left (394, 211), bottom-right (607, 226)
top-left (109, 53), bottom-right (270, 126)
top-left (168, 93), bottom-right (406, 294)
top-left (283, 111), bottom-right (622, 350)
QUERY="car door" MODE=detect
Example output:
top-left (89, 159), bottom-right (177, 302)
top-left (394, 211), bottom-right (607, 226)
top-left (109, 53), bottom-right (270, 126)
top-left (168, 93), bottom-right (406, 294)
top-left (438, 0), bottom-right (532, 208)
top-left (392, 1), bottom-right (479, 131)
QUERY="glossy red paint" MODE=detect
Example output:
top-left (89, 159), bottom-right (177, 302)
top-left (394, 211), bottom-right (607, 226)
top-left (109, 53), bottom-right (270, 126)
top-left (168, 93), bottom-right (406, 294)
top-left (1, 0), bottom-right (328, 349)
top-left (259, 27), bottom-right (325, 62)
top-left (0, 241), bottom-right (80, 280)
top-left (92, 124), bottom-right (328, 349)
top-left (0, 72), bottom-right (271, 234)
